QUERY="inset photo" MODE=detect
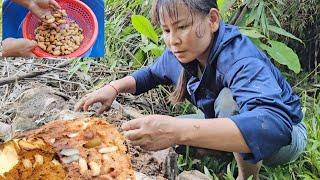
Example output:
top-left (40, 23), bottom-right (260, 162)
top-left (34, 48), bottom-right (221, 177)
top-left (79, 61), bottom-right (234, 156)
top-left (2, 0), bottom-right (104, 58)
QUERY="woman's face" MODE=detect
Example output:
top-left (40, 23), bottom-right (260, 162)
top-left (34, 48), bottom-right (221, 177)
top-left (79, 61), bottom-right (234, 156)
top-left (159, 3), bottom-right (219, 64)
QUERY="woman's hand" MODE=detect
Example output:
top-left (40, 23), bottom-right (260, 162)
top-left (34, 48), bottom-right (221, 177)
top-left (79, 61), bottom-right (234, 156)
top-left (122, 115), bottom-right (180, 151)
top-left (2, 38), bottom-right (37, 57)
top-left (27, 0), bottom-right (61, 19)
top-left (74, 85), bottom-right (118, 115)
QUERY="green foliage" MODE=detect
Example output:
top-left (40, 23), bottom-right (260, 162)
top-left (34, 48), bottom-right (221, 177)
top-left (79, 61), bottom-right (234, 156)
top-left (276, 0), bottom-right (319, 71)
top-left (268, 25), bottom-right (303, 44)
top-left (221, 0), bottom-right (303, 73)
top-left (106, 0), bottom-right (154, 69)
top-left (276, 0), bottom-right (319, 41)
top-left (68, 58), bottom-right (94, 76)
top-left (217, 0), bottom-right (236, 20)
top-left (259, 40), bottom-right (301, 73)
top-left (223, 161), bottom-right (237, 180)
top-left (131, 15), bottom-right (158, 44)
top-left (131, 15), bottom-right (165, 68)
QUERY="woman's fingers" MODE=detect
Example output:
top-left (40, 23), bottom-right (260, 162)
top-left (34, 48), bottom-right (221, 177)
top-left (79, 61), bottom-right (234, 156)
top-left (121, 118), bottom-right (143, 131)
top-left (74, 99), bottom-right (84, 111)
top-left (83, 97), bottom-right (99, 111)
top-left (129, 136), bottom-right (152, 149)
top-left (123, 129), bottom-right (143, 141)
top-left (26, 52), bottom-right (36, 57)
top-left (27, 40), bottom-right (38, 47)
top-left (49, 0), bottom-right (61, 9)
top-left (96, 103), bottom-right (110, 115)
top-left (129, 139), bottom-right (145, 147)
top-left (74, 95), bottom-right (90, 111)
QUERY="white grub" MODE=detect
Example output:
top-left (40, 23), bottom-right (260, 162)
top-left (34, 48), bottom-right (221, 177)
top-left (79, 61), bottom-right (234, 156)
top-left (60, 148), bottom-right (79, 156)
top-left (89, 161), bottom-right (101, 176)
top-left (18, 140), bottom-right (37, 150)
top-left (79, 158), bottom-right (88, 175)
top-left (22, 159), bottom-right (32, 168)
top-left (51, 159), bottom-right (60, 166)
top-left (61, 154), bottom-right (80, 164)
top-left (98, 146), bottom-right (118, 154)
top-left (34, 154), bottom-right (44, 167)
top-left (67, 132), bottom-right (79, 138)
top-left (49, 138), bottom-right (55, 144)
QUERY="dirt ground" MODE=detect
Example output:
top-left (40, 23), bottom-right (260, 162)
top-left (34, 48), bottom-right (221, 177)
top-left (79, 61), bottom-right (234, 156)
top-left (0, 59), bottom-right (169, 178)
top-left (0, 87), bottom-right (167, 178)
top-left (107, 111), bottom-right (167, 178)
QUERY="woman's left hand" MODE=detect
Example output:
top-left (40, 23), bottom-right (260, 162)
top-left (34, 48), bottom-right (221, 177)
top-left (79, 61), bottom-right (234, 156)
top-left (2, 38), bottom-right (37, 57)
top-left (28, 0), bottom-right (61, 19)
top-left (122, 115), bottom-right (180, 151)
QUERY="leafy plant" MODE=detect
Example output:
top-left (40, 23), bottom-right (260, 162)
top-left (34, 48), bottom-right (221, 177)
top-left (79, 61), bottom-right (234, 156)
top-left (131, 15), bottom-right (165, 68)
top-left (220, 0), bottom-right (303, 73)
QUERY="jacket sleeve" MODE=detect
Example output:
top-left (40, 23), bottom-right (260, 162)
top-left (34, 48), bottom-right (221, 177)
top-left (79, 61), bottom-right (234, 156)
top-left (130, 49), bottom-right (182, 95)
top-left (224, 58), bottom-right (293, 163)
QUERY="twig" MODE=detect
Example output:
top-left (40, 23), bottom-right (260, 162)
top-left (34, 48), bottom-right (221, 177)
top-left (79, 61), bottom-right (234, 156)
top-left (21, 62), bottom-right (69, 72)
top-left (38, 75), bottom-right (88, 91)
top-left (293, 63), bottom-right (320, 88)
top-left (111, 100), bottom-right (144, 119)
top-left (0, 59), bottom-right (73, 86)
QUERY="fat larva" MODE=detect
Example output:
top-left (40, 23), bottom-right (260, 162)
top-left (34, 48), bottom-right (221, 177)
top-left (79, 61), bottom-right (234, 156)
top-left (34, 9), bottom-right (84, 56)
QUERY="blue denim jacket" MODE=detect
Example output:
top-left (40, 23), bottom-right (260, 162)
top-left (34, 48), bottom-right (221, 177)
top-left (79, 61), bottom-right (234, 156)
top-left (131, 21), bottom-right (303, 163)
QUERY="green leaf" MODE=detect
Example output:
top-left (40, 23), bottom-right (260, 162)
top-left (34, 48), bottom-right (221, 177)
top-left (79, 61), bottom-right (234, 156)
top-left (241, 0), bottom-right (253, 6)
top-left (247, 0), bottom-right (259, 8)
top-left (131, 15), bottom-right (159, 44)
top-left (217, 0), bottom-right (236, 20)
top-left (133, 49), bottom-right (145, 68)
top-left (260, 8), bottom-right (269, 37)
top-left (254, 1), bottom-right (264, 27)
top-left (240, 28), bottom-right (265, 38)
top-left (140, 43), bottom-right (165, 57)
top-left (260, 40), bottom-right (301, 73)
top-left (269, 9), bottom-right (281, 28)
top-left (245, 8), bottom-right (257, 26)
top-left (217, 0), bottom-right (224, 10)
top-left (204, 166), bottom-right (213, 179)
top-left (151, 45), bottom-right (165, 57)
top-left (268, 25), bottom-right (304, 44)
top-left (247, 176), bottom-right (254, 180)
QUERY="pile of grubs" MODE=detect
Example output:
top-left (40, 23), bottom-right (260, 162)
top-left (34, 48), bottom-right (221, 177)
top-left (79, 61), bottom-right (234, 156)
top-left (35, 9), bottom-right (84, 56)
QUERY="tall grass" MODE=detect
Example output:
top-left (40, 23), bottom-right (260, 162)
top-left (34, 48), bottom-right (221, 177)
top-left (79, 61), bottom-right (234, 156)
top-left (106, 0), bottom-right (153, 69)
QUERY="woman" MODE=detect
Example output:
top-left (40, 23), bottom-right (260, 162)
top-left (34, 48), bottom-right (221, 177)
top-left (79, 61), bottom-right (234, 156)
top-left (75, 0), bottom-right (307, 179)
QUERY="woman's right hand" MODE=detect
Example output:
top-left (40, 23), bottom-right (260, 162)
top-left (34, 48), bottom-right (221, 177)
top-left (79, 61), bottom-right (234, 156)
top-left (74, 85), bottom-right (118, 115)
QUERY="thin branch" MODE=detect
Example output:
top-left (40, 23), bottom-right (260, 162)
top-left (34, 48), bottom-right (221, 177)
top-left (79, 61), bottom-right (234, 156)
top-left (0, 59), bottom-right (73, 86)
